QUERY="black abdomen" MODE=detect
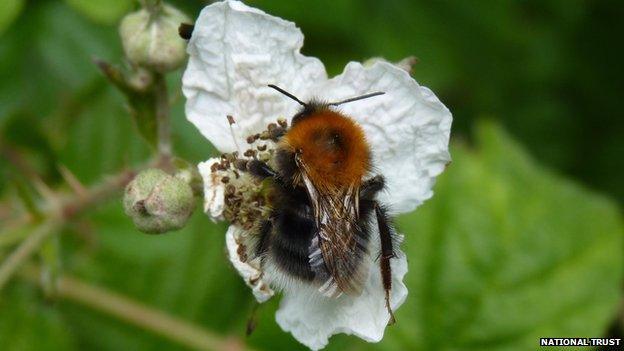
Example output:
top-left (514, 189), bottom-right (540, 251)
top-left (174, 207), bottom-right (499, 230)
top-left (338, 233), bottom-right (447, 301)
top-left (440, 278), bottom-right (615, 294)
top-left (269, 208), bottom-right (317, 281)
top-left (255, 184), bottom-right (377, 284)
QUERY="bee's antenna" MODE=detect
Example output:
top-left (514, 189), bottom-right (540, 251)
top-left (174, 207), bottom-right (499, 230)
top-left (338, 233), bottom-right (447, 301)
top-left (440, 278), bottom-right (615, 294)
top-left (328, 91), bottom-right (385, 106)
top-left (268, 84), bottom-right (307, 107)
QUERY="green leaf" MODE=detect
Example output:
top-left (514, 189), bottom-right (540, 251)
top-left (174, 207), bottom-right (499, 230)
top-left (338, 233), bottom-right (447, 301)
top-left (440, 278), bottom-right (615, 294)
top-left (65, 0), bottom-right (134, 25)
top-left (59, 85), bottom-right (150, 183)
top-left (379, 121), bottom-right (624, 351)
top-left (0, 0), bottom-right (24, 35)
top-left (93, 60), bottom-right (159, 149)
top-left (0, 283), bottom-right (76, 351)
top-left (37, 2), bottom-right (121, 90)
top-left (125, 87), bottom-right (158, 149)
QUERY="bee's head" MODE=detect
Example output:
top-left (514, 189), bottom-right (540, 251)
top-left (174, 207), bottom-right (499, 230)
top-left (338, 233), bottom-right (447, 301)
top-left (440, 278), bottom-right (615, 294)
top-left (267, 84), bottom-right (384, 190)
top-left (277, 107), bottom-right (371, 190)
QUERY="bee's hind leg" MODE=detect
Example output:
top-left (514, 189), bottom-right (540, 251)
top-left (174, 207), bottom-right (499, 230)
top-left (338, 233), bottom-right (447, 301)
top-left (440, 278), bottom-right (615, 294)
top-left (246, 300), bottom-right (261, 336)
top-left (374, 202), bottom-right (397, 325)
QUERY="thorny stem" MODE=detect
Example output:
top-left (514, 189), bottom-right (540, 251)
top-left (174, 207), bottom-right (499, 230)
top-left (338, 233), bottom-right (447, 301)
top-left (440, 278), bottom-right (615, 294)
top-left (0, 221), bottom-right (60, 289)
top-left (21, 265), bottom-right (254, 351)
top-left (0, 229), bottom-right (28, 249)
top-left (0, 169), bottom-right (137, 291)
top-left (0, 219), bottom-right (34, 249)
top-left (155, 73), bottom-right (172, 166)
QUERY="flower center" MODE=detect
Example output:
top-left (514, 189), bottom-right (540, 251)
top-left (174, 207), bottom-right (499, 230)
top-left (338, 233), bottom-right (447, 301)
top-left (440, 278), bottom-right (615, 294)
top-left (209, 118), bottom-right (288, 231)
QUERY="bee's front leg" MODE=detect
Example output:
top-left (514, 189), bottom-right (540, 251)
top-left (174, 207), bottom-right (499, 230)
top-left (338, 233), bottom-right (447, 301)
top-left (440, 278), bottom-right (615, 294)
top-left (374, 202), bottom-right (397, 325)
top-left (239, 159), bottom-right (278, 179)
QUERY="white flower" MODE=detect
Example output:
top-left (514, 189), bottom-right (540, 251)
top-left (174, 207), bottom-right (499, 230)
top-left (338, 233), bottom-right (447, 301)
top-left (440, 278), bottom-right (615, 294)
top-left (183, 1), bottom-right (451, 350)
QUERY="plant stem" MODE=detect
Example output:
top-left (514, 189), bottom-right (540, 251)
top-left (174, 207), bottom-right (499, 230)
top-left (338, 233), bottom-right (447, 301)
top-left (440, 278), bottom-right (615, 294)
top-left (60, 169), bottom-right (137, 220)
top-left (0, 222), bottom-right (60, 290)
top-left (154, 73), bottom-right (172, 165)
top-left (0, 169), bottom-right (137, 292)
top-left (0, 221), bottom-right (33, 249)
top-left (21, 265), bottom-right (254, 351)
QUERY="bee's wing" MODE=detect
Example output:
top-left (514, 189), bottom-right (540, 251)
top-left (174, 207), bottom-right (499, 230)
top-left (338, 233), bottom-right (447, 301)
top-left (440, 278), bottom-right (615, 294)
top-left (300, 169), bottom-right (369, 297)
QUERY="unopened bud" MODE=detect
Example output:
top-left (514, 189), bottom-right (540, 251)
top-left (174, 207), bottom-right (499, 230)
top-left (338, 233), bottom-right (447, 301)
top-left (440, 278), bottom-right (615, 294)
top-left (119, 3), bottom-right (191, 73)
top-left (123, 169), bottom-right (195, 234)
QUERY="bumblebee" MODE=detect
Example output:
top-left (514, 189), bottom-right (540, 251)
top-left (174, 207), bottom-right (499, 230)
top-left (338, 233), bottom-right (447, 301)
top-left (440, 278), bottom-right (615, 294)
top-left (244, 85), bottom-right (399, 322)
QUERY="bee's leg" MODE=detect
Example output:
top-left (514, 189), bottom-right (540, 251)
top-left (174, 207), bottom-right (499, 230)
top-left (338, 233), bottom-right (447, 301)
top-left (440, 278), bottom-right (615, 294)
top-left (374, 202), bottom-right (397, 325)
top-left (243, 159), bottom-right (290, 190)
top-left (361, 175), bottom-right (385, 200)
top-left (240, 159), bottom-right (278, 179)
top-left (246, 300), bottom-right (261, 336)
top-left (363, 175), bottom-right (396, 324)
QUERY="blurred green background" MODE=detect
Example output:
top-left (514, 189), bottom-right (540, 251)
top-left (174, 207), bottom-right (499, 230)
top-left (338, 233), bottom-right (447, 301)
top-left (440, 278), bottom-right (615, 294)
top-left (0, 0), bottom-right (622, 350)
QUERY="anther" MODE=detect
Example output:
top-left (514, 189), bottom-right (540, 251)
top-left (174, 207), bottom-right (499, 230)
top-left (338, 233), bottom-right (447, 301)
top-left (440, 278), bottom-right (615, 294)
top-left (277, 117), bottom-right (288, 128)
top-left (237, 244), bottom-right (248, 262)
top-left (269, 126), bottom-right (285, 140)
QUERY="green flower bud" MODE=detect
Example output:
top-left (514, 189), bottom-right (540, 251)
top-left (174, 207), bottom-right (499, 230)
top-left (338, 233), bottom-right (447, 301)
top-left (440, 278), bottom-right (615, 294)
top-left (124, 169), bottom-right (195, 234)
top-left (119, 3), bottom-right (191, 73)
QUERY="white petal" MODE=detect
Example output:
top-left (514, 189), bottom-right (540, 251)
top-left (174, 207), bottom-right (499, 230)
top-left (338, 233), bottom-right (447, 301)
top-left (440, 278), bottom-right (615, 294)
top-left (274, 243), bottom-right (408, 350)
top-left (183, 0), bottom-right (327, 152)
top-left (363, 56), bottom-right (418, 74)
top-left (318, 61), bottom-right (452, 213)
top-left (226, 225), bottom-right (274, 303)
top-left (197, 158), bottom-right (225, 220)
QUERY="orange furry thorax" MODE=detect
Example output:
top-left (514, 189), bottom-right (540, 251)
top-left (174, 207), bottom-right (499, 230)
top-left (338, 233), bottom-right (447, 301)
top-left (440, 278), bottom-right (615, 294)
top-left (282, 108), bottom-right (371, 190)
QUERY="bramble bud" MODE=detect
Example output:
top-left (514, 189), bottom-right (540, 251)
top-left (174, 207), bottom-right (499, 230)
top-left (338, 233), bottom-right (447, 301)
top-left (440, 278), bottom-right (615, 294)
top-left (119, 3), bottom-right (191, 73)
top-left (123, 169), bottom-right (195, 234)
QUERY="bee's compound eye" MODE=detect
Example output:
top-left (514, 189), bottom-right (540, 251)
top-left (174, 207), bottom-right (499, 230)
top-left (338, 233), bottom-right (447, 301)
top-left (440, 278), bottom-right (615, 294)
top-left (331, 132), bottom-right (341, 145)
